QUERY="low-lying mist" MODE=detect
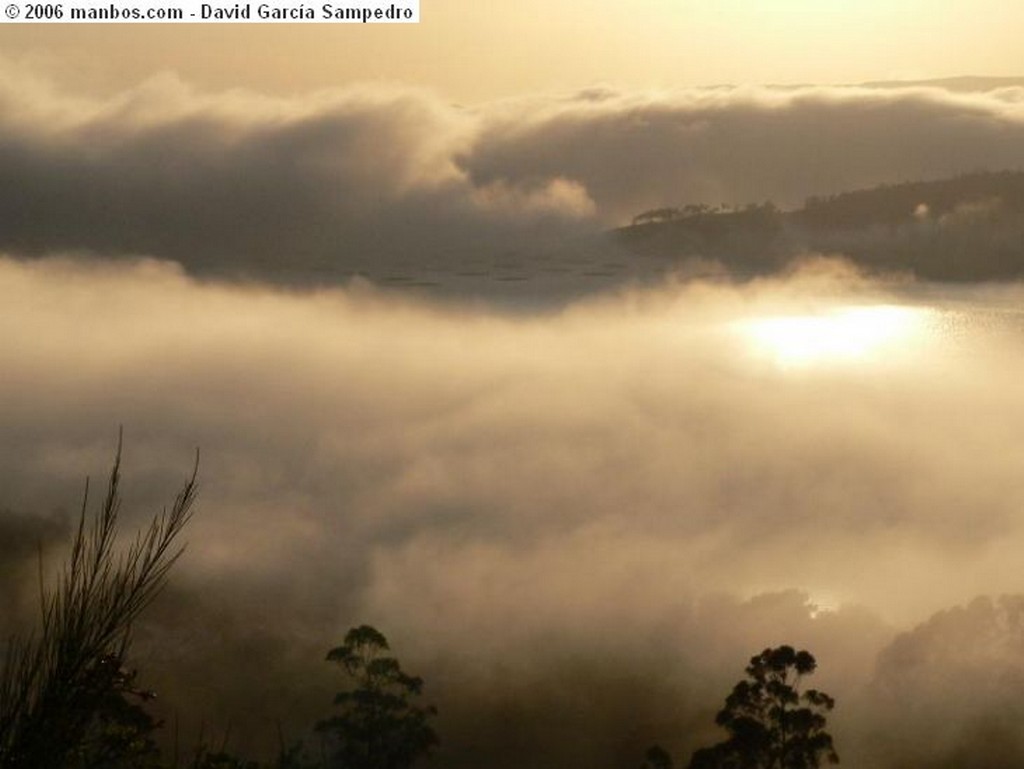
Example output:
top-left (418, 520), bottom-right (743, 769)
top-left (3, 253), bottom-right (1024, 768)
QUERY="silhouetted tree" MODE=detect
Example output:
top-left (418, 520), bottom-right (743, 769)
top-left (0, 434), bottom-right (198, 769)
top-left (316, 625), bottom-right (437, 769)
top-left (688, 646), bottom-right (838, 769)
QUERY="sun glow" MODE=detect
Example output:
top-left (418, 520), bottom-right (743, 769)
top-left (807, 592), bottom-right (842, 619)
top-left (737, 305), bottom-right (929, 367)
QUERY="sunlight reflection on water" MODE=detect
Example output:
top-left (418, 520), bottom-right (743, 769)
top-left (733, 305), bottom-right (935, 367)
top-left (732, 292), bottom-right (1024, 369)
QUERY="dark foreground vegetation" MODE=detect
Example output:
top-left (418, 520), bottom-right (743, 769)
top-left (0, 436), bottom-right (196, 769)
top-left (0, 445), bottom-right (837, 769)
top-left (617, 170), bottom-right (1024, 281)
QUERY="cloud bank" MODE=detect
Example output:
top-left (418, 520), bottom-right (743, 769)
top-left (4, 68), bottom-right (1024, 281)
top-left (4, 254), bottom-right (1024, 766)
top-left (463, 85), bottom-right (1024, 222)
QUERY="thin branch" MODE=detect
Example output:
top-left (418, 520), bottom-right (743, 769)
top-left (0, 436), bottom-right (199, 769)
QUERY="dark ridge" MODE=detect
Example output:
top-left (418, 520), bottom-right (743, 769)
top-left (615, 170), bottom-right (1024, 281)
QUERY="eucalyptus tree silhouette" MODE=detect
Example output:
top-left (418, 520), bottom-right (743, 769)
top-left (688, 646), bottom-right (838, 769)
top-left (316, 625), bottom-right (438, 769)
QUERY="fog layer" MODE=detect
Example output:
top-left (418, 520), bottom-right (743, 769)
top-left (3, 254), bottom-right (1024, 766)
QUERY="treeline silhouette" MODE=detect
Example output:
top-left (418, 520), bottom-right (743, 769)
top-left (0, 446), bottom-right (837, 769)
top-left (797, 170), bottom-right (1024, 229)
top-left (618, 170), bottom-right (1024, 281)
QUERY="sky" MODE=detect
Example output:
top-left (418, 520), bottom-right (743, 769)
top-left (2, 1), bottom-right (1024, 101)
top-left (5, 4), bottom-right (1024, 769)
